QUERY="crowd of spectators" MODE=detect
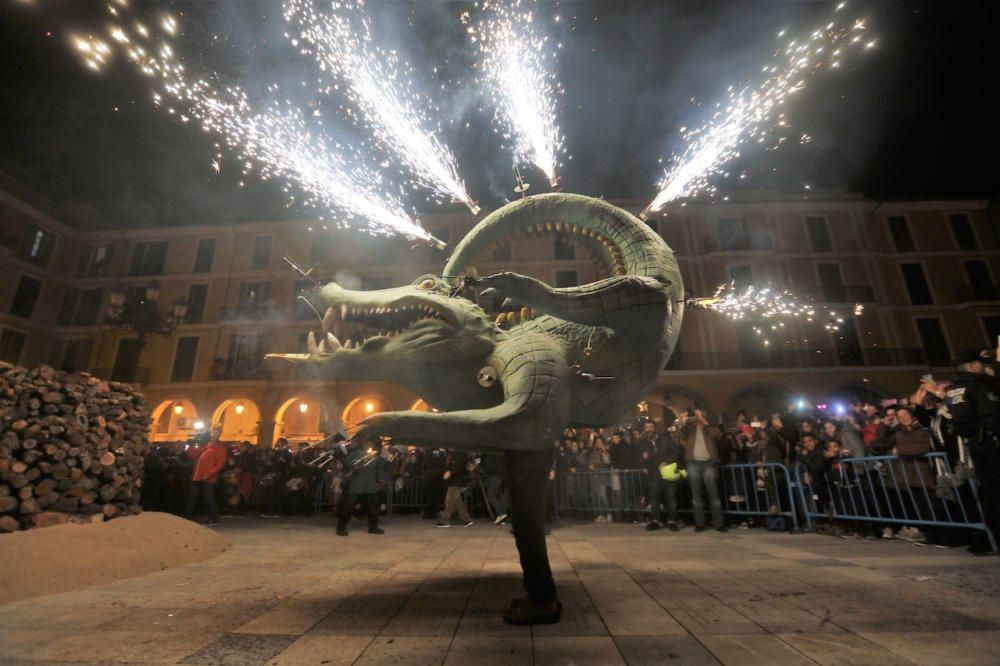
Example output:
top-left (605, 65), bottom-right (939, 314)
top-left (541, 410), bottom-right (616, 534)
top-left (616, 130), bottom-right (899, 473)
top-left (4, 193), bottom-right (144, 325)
top-left (144, 348), bottom-right (1000, 555)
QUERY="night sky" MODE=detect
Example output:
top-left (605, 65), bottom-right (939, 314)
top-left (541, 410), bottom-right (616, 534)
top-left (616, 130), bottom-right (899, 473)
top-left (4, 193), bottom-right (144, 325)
top-left (0, 1), bottom-right (996, 230)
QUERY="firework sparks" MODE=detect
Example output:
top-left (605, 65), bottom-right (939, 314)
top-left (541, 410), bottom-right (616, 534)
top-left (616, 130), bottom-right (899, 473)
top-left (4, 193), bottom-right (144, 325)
top-left (689, 282), bottom-right (862, 347)
top-left (641, 4), bottom-right (873, 218)
top-left (70, 5), bottom-right (442, 248)
top-left (470, 0), bottom-right (564, 188)
top-left (283, 0), bottom-right (479, 215)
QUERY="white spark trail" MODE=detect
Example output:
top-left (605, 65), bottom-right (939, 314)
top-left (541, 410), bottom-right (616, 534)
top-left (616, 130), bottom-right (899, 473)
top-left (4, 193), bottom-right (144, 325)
top-left (472, 0), bottom-right (564, 187)
top-left (284, 0), bottom-right (479, 214)
top-left (642, 3), bottom-right (872, 217)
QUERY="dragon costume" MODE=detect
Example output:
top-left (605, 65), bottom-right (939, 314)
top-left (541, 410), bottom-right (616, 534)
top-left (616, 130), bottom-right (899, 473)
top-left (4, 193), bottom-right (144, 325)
top-left (268, 192), bottom-right (683, 623)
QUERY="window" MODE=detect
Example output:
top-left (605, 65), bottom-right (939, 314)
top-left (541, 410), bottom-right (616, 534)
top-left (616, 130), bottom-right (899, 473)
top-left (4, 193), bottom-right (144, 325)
top-left (492, 242), bottom-right (512, 262)
top-left (948, 213), bottom-right (977, 250)
top-left (833, 317), bottom-right (864, 366)
top-left (309, 232), bottom-right (331, 266)
top-left (57, 288), bottom-right (80, 326)
top-left (293, 279), bottom-right (315, 320)
top-left (227, 333), bottom-right (261, 378)
top-left (193, 238), bottom-right (216, 273)
top-left (916, 318), bottom-right (950, 366)
top-left (982, 316), bottom-right (1000, 348)
top-left (805, 216), bottom-right (833, 252)
top-left (10, 275), bottom-right (42, 319)
top-left (171, 336), bottom-right (199, 382)
top-left (56, 339), bottom-right (92, 373)
top-left (817, 263), bottom-right (846, 303)
top-left (251, 236), bottom-right (272, 271)
top-left (554, 270), bottom-right (578, 288)
top-left (18, 226), bottom-right (56, 267)
top-left (128, 241), bottom-right (168, 276)
top-left (82, 243), bottom-right (114, 277)
top-left (554, 236), bottom-right (575, 260)
top-left (238, 281), bottom-right (270, 308)
top-left (729, 265), bottom-right (753, 292)
top-left (964, 261), bottom-right (996, 301)
top-left (887, 216), bottom-right (915, 252)
top-left (900, 263), bottom-right (933, 305)
top-left (0, 329), bottom-right (26, 364)
top-left (717, 218), bottom-right (747, 251)
top-left (184, 284), bottom-right (209, 324)
top-left (74, 288), bottom-right (103, 326)
top-left (111, 338), bottom-right (141, 382)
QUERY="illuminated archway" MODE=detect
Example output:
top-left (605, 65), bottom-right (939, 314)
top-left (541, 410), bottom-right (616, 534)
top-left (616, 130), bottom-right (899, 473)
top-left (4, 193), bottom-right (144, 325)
top-left (149, 399), bottom-right (198, 442)
top-left (410, 399), bottom-right (437, 412)
top-left (342, 395), bottom-right (391, 431)
top-left (212, 398), bottom-right (261, 444)
top-left (272, 396), bottom-right (324, 446)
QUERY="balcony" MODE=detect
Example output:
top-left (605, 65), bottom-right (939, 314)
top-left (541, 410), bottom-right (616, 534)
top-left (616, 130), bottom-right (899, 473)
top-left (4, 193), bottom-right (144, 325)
top-left (663, 347), bottom-right (928, 371)
top-left (210, 358), bottom-right (272, 381)
top-left (803, 285), bottom-right (876, 304)
top-left (704, 234), bottom-right (774, 254)
top-left (955, 284), bottom-right (1000, 303)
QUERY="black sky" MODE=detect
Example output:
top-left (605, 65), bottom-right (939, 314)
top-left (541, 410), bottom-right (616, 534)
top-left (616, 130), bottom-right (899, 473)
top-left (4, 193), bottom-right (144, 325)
top-left (0, 1), bottom-right (996, 230)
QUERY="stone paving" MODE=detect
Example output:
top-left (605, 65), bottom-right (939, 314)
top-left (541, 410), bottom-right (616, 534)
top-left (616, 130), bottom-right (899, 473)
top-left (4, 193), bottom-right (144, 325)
top-left (1, 515), bottom-right (999, 665)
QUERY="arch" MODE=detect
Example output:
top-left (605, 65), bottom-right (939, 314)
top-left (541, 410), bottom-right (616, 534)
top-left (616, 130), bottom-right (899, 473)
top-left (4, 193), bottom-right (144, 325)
top-left (410, 399), bottom-right (438, 413)
top-left (341, 394), bottom-right (393, 431)
top-left (272, 395), bottom-right (325, 447)
top-left (657, 384), bottom-right (714, 417)
top-left (149, 399), bottom-right (199, 442)
top-left (212, 398), bottom-right (261, 444)
top-left (726, 383), bottom-right (794, 423)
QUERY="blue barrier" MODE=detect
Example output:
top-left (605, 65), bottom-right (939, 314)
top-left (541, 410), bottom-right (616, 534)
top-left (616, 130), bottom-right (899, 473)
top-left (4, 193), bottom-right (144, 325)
top-left (794, 452), bottom-right (997, 552)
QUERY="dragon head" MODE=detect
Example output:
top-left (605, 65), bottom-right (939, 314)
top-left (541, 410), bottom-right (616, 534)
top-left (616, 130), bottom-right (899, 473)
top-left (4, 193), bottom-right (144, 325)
top-left (268, 274), bottom-right (497, 403)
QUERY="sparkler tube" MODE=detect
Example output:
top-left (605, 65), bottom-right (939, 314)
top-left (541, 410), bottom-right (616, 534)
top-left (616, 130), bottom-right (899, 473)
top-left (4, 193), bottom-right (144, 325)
top-left (638, 203), bottom-right (655, 221)
top-left (464, 201), bottom-right (482, 216)
top-left (427, 234), bottom-right (448, 251)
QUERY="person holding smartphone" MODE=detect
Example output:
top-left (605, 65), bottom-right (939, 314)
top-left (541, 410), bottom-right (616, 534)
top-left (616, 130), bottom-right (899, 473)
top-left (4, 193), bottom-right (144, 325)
top-left (679, 406), bottom-right (726, 532)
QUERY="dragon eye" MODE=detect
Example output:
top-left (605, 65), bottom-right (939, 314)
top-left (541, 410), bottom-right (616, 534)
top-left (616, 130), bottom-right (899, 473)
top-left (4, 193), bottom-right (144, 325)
top-left (417, 278), bottom-right (437, 290)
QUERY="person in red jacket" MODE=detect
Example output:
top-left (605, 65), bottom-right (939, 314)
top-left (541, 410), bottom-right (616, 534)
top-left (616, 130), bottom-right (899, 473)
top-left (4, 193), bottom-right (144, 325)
top-left (185, 427), bottom-right (228, 525)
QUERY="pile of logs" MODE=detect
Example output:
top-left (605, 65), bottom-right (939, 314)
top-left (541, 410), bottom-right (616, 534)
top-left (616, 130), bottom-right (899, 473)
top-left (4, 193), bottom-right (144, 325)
top-left (0, 362), bottom-right (150, 532)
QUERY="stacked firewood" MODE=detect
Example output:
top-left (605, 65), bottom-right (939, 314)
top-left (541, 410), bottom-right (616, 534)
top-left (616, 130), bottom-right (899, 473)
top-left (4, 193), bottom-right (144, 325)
top-left (0, 362), bottom-right (150, 532)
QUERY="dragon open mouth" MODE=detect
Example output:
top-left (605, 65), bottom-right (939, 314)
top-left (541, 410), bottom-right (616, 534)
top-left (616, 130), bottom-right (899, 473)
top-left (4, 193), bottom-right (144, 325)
top-left (319, 300), bottom-right (453, 352)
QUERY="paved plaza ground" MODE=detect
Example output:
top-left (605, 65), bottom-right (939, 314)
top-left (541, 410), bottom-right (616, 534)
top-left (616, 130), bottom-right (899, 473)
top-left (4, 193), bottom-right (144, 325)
top-left (1, 514), bottom-right (999, 665)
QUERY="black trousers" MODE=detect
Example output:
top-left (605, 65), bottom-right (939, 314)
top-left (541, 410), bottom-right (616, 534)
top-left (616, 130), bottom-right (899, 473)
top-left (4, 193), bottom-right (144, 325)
top-left (648, 473), bottom-right (678, 524)
top-left (337, 491), bottom-right (378, 531)
top-left (185, 480), bottom-right (219, 521)
top-left (505, 447), bottom-right (557, 605)
top-left (970, 443), bottom-right (1000, 537)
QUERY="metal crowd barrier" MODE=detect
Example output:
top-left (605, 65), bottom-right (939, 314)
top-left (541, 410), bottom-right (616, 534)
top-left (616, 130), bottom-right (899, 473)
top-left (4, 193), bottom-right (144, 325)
top-left (794, 452), bottom-right (997, 552)
top-left (553, 464), bottom-right (798, 530)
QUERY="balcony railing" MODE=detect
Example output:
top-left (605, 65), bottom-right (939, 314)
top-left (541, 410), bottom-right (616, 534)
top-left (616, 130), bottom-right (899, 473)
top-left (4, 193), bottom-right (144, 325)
top-left (210, 358), bottom-right (272, 380)
top-left (803, 285), bottom-right (876, 303)
top-left (955, 284), bottom-right (1000, 303)
top-left (704, 234), bottom-right (774, 253)
top-left (663, 347), bottom-right (929, 371)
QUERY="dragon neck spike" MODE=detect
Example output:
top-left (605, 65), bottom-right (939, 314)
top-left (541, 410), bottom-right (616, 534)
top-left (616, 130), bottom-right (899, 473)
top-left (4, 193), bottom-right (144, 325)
top-left (444, 193), bottom-right (671, 286)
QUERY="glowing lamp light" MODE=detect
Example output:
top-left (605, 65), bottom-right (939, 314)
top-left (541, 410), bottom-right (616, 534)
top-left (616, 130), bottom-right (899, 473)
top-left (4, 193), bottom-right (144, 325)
top-left (235, 401), bottom-right (245, 415)
top-left (364, 402), bottom-right (375, 413)
top-left (299, 402), bottom-right (309, 413)
top-left (193, 420), bottom-right (205, 430)
top-left (796, 399), bottom-right (805, 410)
top-left (173, 403), bottom-right (184, 415)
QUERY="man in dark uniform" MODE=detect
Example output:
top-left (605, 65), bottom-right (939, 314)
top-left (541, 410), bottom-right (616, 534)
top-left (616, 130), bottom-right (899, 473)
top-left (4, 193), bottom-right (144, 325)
top-left (336, 436), bottom-right (384, 536)
top-left (946, 349), bottom-right (1000, 553)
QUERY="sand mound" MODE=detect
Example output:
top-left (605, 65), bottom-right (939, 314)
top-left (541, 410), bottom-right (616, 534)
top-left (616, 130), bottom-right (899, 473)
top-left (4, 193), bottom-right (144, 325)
top-left (0, 512), bottom-right (230, 604)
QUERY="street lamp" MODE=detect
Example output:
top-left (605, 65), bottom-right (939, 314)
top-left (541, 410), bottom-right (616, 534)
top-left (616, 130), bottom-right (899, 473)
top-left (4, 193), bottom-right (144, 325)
top-left (106, 280), bottom-right (188, 343)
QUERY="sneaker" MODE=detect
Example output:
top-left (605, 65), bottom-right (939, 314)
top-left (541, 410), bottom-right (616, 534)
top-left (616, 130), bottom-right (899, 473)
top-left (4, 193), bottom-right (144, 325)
top-left (494, 513), bottom-right (508, 525)
top-left (502, 599), bottom-right (562, 626)
top-left (463, 520), bottom-right (475, 527)
top-left (645, 520), bottom-right (662, 531)
top-left (368, 527), bottom-right (385, 535)
top-left (667, 522), bottom-right (679, 532)
top-left (716, 525), bottom-right (729, 533)
top-left (434, 522), bottom-right (451, 528)
top-left (606, 514), bottom-right (613, 522)
top-left (694, 526), bottom-right (705, 533)
top-left (881, 526), bottom-right (894, 539)
top-left (594, 515), bottom-right (606, 523)
top-left (336, 528), bottom-right (348, 537)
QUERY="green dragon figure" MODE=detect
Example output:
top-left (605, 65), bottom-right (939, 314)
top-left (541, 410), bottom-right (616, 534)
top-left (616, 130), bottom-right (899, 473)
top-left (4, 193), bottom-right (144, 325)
top-left (268, 192), bottom-right (683, 624)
